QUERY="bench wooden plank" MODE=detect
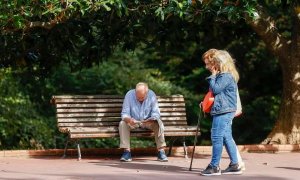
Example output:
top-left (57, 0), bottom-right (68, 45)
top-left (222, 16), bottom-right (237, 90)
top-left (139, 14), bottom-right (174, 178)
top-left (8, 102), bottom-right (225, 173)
top-left (56, 113), bottom-right (120, 118)
top-left (55, 103), bottom-right (185, 108)
top-left (54, 99), bottom-right (124, 103)
top-left (56, 107), bottom-right (186, 113)
top-left (66, 126), bottom-right (197, 133)
top-left (70, 131), bottom-right (197, 139)
top-left (56, 112), bottom-right (187, 118)
top-left (52, 95), bottom-right (183, 99)
top-left (57, 119), bottom-right (188, 123)
top-left (52, 96), bottom-right (184, 104)
top-left (57, 116), bottom-right (187, 122)
top-left (58, 121), bottom-right (188, 127)
top-left (54, 99), bottom-right (185, 104)
top-left (53, 95), bottom-right (122, 99)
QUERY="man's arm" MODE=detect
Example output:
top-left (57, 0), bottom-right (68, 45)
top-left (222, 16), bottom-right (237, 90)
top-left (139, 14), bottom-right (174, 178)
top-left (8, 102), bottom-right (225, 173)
top-left (121, 91), bottom-right (138, 125)
top-left (121, 91), bottom-right (132, 121)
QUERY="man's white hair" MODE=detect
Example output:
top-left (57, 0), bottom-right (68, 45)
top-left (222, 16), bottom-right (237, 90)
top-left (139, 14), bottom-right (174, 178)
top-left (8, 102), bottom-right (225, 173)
top-left (136, 82), bottom-right (148, 91)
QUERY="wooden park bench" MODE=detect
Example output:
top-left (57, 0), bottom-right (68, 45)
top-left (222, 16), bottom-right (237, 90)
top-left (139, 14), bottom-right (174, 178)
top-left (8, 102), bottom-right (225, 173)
top-left (51, 95), bottom-right (200, 160)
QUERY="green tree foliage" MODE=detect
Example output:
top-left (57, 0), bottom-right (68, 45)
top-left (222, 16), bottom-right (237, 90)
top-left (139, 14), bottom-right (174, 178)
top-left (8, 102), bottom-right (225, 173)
top-left (0, 0), bottom-right (291, 148)
top-left (0, 0), bottom-right (258, 69)
top-left (0, 68), bottom-right (54, 149)
top-left (10, 47), bottom-right (199, 149)
top-left (0, 39), bottom-right (281, 149)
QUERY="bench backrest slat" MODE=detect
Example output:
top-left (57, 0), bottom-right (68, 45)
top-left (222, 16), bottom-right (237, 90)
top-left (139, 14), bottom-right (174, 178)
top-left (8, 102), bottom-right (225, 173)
top-left (56, 107), bottom-right (186, 113)
top-left (56, 103), bottom-right (185, 108)
top-left (56, 112), bottom-right (187, 118)
top-left (53, 96), bottom-right (184, 103)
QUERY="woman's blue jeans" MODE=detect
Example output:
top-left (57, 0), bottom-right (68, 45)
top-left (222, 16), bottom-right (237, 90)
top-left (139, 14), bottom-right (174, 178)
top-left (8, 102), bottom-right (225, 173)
top-left (210, 112), bottom-right (238, 167)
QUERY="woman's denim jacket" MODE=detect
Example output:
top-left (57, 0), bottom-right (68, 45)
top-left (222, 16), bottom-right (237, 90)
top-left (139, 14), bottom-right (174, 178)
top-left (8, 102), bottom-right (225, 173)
top-left (206, 72), bottom-right (237, 115)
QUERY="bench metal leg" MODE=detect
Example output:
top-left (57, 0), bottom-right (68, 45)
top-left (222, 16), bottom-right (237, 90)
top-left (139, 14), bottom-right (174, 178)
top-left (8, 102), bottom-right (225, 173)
top-left (62, 137), bottom-right (81, 160)
top-left (168, 137), bottom-right (178, 156)
top-left (182, 137), bottom-right (188, 159)
top-left (62, 137), bottom-right (70, 159)
top-left (76, 140), bottom-right (81, 161)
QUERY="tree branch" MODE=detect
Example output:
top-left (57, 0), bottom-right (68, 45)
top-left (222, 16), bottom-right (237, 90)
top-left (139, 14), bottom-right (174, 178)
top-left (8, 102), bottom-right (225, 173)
top-left (26, 21), bottom-right (58, 30)
top-left (245, 5), bottom-right (290, 61)
top-left (2, 20), bottom-right (58, 33)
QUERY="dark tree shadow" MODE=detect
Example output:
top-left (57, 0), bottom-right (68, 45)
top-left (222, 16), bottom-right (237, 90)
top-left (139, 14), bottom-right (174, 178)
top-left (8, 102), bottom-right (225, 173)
top-left (276, 167), bottom-right (300, 171)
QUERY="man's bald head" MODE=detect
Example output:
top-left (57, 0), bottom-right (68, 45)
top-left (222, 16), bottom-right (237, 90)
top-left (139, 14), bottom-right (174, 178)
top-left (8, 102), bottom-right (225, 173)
top-left (135, 82), bottom-right (149, 102)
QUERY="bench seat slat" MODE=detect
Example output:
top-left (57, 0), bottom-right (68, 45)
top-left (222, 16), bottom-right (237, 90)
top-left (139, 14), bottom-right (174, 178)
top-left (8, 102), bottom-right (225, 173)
top-left (70, 131), bottom-right (197, 138)
top-left (57, 116), bottom-right (187, 122)
top-left (67, 126), bottom-right (197, 133)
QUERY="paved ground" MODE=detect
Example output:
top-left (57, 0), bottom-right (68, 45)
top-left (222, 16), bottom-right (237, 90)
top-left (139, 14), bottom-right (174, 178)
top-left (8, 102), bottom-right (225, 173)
top-left (0, 152), bottom-right (299, 180)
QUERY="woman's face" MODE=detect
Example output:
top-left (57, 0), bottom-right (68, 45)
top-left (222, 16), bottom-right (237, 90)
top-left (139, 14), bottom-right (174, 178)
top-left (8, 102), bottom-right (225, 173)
top-left (204, 58), bottom-right (215, 72)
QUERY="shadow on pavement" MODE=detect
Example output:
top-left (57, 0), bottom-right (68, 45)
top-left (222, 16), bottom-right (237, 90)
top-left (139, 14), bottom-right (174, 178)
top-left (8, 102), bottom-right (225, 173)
top-left (276, 167), bottom-right (300, 171)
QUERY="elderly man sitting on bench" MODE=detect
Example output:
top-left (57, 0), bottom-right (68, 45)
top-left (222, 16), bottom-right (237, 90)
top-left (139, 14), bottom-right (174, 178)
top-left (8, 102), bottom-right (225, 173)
top-left (119, 82), bottom-right (168, 162)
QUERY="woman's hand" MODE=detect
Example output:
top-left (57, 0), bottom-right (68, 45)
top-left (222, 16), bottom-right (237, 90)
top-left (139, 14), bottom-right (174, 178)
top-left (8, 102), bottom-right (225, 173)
top-left (211, 66), bottom-right (219, 75)
top-left (204, 58), bottom-right (219, 75)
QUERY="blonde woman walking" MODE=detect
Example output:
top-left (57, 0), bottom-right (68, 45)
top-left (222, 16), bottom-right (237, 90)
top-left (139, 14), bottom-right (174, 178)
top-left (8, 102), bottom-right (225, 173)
top-left (200, 49), bottom-right (243, 176)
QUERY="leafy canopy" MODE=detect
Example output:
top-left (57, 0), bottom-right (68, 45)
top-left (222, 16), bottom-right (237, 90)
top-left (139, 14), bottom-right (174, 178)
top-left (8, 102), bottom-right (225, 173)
top-left (0, 0), bottom-right (259, 70)
top-left (0, 0), bottom-right (259, 33)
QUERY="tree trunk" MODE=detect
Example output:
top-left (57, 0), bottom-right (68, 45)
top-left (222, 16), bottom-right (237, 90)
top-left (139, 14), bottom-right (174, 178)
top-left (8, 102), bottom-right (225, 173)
top-left (246, 5), bottom-right (300, 144)
top-left (265, 57), bottom-right (300, 144)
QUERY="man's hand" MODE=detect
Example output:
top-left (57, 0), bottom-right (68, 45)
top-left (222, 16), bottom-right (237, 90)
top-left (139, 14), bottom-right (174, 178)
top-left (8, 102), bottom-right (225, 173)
top-left (124, 117), bottom-right (137, 126)
top-left (140, 118), bottom-right (155, 128)
top-left (128, 118), bottom-right (139, 126)
top-left (124, 118), bottom-right (141, 129)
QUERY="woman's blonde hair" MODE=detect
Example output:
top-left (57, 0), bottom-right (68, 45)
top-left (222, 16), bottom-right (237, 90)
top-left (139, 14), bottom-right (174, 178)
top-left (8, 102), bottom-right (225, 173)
top-left (213, 50), bottom-right (240, 82)
top-left (202, 49), bottom-right (239, 82)
top-left (202, 48), bottom-right (219, 67)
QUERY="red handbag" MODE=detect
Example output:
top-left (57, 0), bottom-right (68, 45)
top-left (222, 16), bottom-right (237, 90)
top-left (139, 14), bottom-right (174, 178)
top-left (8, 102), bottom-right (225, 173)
top-left (202, 90), bottom-right (214, 113)
top-left (201, 89), bottom-right (242, 115)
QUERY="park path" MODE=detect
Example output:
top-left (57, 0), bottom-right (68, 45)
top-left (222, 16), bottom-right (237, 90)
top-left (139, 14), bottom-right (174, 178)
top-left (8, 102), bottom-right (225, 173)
top-left (0, 152), bottom-right (299, 180)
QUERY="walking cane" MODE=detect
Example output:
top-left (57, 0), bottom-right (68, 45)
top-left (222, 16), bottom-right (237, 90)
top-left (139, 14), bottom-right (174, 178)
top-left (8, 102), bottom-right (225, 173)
top-left (189, 105), bottom-right (203, 171)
